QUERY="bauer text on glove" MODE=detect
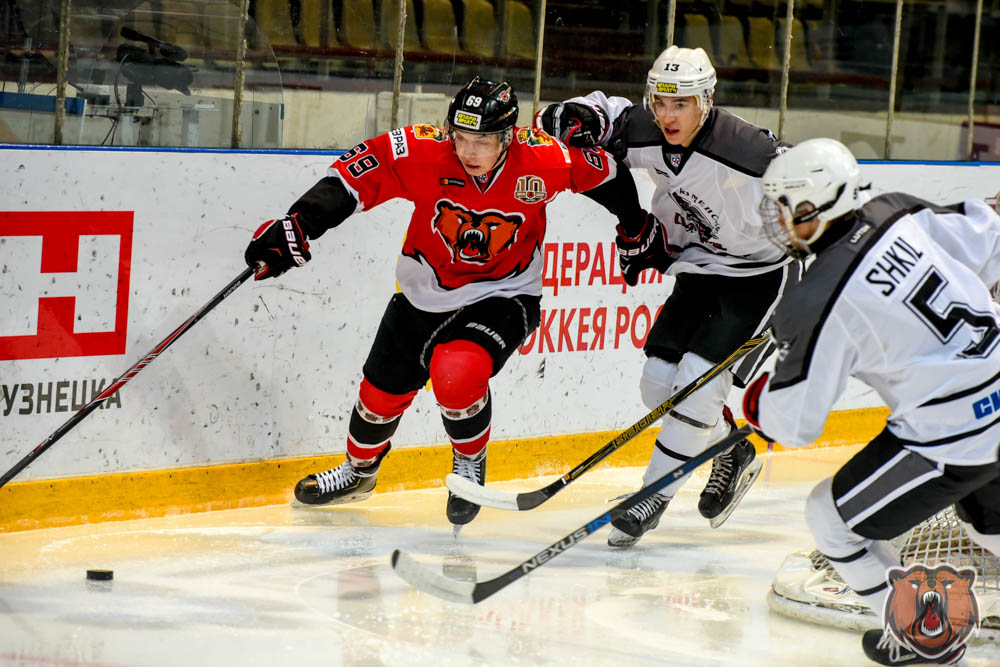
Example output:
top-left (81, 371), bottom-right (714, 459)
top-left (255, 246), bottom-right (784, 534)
top-left (615, 213), bottom-right (674, 287)
top-left (244, 214), bottom-right (312, 280)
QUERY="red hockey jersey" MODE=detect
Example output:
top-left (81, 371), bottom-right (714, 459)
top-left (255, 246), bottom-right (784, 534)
top-left (328, 124), bottom-right (617, 312)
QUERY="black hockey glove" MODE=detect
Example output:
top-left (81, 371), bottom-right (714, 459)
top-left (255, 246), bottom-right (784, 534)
top-left (244, 214), bottom-right (312, 280)
top-left (615, 213), bottom-right (673, 287)
top-left (533, 102), bottom-right (609, 147)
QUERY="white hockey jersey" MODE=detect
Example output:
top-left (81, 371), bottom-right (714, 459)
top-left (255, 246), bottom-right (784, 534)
top-left (573, 91), bottom-right (793, 278)
top-left (758, 193), bottom-right (1000, 466)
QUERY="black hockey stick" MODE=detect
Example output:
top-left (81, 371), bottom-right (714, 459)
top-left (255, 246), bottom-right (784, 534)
top-left (444, 332), bottom-right (771, 511)
top-left (0, 266), bottom-right (255, 490)
top-left (392, 424), bottom-right (755, 603)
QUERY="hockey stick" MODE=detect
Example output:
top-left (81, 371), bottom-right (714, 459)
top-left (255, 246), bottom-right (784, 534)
top-left (445, 332), bottom-right (771, 511)
top-left (0, 266), bottom-right (255, 490)
top-left (392, 424), bottom-right (755, 603)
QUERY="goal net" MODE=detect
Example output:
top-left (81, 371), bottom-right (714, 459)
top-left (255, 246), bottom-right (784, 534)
top-left (768, 506), bottom-right (1000, 644)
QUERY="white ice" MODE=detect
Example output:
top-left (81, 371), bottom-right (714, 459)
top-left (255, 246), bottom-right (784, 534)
top-left (1, 445), bottom-right (998, 667)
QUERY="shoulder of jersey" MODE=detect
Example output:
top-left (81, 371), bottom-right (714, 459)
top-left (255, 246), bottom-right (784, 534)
top-left (510, 126), bottom-right (574, 166)
top-left (697, 109), bottom-right (784, 176)
top-left (387, 124), bottom-right (452, 161)
top-left (614, 105), bottom-right (663, 147)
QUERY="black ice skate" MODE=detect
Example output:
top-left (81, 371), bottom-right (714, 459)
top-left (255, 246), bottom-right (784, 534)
top-left (607, 492), bottom-right (671, 547)
top-left (698, 409), bottom-right (763, 528)
top-left (447, 447), bottom-right (487, 535)
top-left (861, 628), bottom-right (966, 665)
top-left (293, 445), bottom-right (390, 505)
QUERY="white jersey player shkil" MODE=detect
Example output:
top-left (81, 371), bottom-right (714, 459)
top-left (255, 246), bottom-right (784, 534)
top-left (761, 194), bottom-right (1000, 466)
top-left (572, 91), bottom-right (792, 278)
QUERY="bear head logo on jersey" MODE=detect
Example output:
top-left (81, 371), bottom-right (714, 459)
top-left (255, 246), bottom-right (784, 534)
top-left (883, 563), bottom-right (980, 660)
top-left (433, 200), bottom-right (524, 263)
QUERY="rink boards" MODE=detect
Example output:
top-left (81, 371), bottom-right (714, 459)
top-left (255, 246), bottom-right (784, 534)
top-left (1, 145), bottom-right (998, 531)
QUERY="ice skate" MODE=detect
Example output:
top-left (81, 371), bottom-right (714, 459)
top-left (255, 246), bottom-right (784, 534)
top-left (607, 492), bottom-right (671, 547)
top-left (447, 447), bottom-right (487, 535)
top-left (293, 445), bottom-right (390, 505)
top-left (861, 628), bottom-right (966, 665)
top-left (698, 410), bottom-right (763, 528)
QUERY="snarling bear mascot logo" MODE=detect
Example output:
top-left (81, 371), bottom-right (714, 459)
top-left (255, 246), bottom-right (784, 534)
top-left (433, 200), bottom-right (524, 263)
top-left (883, 563), bottom-right (980, 660)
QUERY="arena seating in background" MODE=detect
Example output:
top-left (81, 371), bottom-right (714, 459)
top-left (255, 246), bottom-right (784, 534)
top-left (423, 0), bottom-right (460, 53)
top-left (717, 15), bottom-right (754, 68)
top-left (460, 0), bottom-right (497, 56)
top-left (341, 0), bottom-right (376, 49)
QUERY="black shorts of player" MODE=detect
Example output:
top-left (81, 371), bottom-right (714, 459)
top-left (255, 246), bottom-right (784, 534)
top-left (831, 426), bottom-right (1000, 540)
top-left (362, 292), bottom-right (542, 396)
top-left (643, 263), bottom-right (798, 387)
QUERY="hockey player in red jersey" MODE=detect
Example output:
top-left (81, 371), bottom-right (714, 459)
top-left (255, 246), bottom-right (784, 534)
top-left (747, 138), bottom-right (1000, 665)
top-left (244, 77), bottom-right (651, 531)
top-left (537, 46), bottom-right (796, 546)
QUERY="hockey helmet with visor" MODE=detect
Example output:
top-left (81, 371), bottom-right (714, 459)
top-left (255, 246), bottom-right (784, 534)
top-left (645, 46), bottom-right (717, 129)
top-left (759, 138), bottom-right (862, 259)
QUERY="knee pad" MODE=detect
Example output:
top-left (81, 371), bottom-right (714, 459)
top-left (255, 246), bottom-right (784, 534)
top-left (358, 378), bottom-right (417, 420)
top-left (669, 353), bottom-right (733, 426)
top-left (639, 356), bottom-right (679, 411)
top-left (430, 340), bottom-right (492, 409)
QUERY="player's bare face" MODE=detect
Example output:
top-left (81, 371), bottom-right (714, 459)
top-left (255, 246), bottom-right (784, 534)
top-left (650, 95), bottom-right (702, 147)
top-left (452, 129), bottom-right (505, 177)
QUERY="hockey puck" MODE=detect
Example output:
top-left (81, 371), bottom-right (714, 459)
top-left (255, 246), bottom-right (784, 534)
top-left (86, 569), bottom-right (113, 581)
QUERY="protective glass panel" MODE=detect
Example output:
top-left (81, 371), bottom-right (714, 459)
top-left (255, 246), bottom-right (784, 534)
top-left (893, 0), bottom-right (979, 159)
top-left (0, 0), bottom-right (283, 148)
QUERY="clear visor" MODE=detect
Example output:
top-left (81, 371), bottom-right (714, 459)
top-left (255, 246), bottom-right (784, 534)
top-left (446, 124), bottom-right (512, 150)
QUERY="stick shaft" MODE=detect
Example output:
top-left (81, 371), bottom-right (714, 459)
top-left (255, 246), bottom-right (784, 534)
top-left (516, 332), bottom-right (770, 509)
top-left (470, 425), bottom-right (755, 602)
top-left (0, 266), bottom-right (254, 490)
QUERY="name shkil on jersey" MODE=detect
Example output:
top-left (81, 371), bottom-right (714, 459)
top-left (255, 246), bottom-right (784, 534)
top-left (864, 236), bottom-right (925, 296)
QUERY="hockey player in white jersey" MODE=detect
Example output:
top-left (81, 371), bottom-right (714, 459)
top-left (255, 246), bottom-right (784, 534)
top-left (537, 45), bottom-right (798, 546)
top-left (745, 138), bottom-right (1000, 665)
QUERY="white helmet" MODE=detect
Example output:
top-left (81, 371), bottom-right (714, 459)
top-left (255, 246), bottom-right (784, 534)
top-left (645, 45), bottom-right (717, 127)
top-left (760, 138), bottom-right (862, 257)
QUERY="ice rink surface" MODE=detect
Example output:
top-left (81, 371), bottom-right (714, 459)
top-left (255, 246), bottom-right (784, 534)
top-left (2, 444), bottom-right (999, 667)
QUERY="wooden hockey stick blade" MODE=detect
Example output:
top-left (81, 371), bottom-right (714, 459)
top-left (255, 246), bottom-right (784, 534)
top-left (392, 425), bottom-right (753, 603)
top-left (442, 333), bottom-right (771, 512)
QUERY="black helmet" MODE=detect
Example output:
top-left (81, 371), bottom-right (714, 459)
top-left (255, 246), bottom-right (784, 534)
top-left (446, 77), bottom-right (519, 137)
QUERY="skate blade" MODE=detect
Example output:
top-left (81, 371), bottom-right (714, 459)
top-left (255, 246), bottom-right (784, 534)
top-left (452, 524), bottom-right (463, 538)
top-left (709, 458), bottom-right (763, 529)
top-left (607, 527), bottom-right (640, 548)
top-left (289, 490), bottom-right (374, 508)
